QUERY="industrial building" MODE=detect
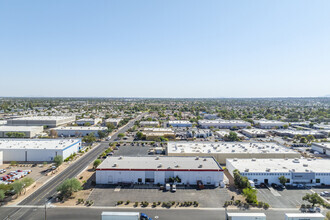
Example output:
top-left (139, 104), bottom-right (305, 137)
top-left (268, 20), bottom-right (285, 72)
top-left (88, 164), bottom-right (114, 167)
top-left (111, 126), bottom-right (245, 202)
top-left (254, 119), bottom-right (289, 129)
top-left (7, 116), bottom-right (76, 128)
top-left (241, 129), bottom-right (269, 138)
top-left (0, 139), bottom-right (81, 162)
top-left (215, 130), bottom-right (246, 140)
top-left (198, 120), bottom-right (251, 129)
top-left (96, 156), bottom-right (224, 186)
top-left (187, 128), bottom-right (212, 138)
top-left (311, 142), bottom-right (330, 156)
top-left (142, 128), bottom-right (175, 141)
top-left (168, 120), bottom-right (192, 127)
top-left (0, 126), bottom-right (43, 138)
top-left (273, 130), bottom-right (326, 138)
top-left (52, 126), bottom-right (107, 137)
top-left (139, 121), bottom-right (159, 127)
top-left (104, 118), bottom-right (122, 126)
top-left (167, 142), bottom-right (300, 164)
top-left (76, 118), bottom-right (102, 126)
top-left (226, 158), bottom-right (330, 186)
top-left (0, 121), bottom-right (7, 126)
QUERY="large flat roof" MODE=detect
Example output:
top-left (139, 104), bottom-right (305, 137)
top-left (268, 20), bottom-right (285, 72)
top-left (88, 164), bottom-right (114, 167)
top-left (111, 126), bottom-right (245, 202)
top-left (9, 116), bottom-right (75, 121)
top-left (168, 120), bottom-right (192, 124)
top-left (54, 126), bottom-right (107, 131)
top-left (253, 119), bottom-right (288, 124)
top-left (0, 139), bottom-right (81, 150)
top-left (97, 156), bottom-right (222, 171)
top-left (199, 120), bottom-right (250, 124)
top-left (274, 129), bottom-right (323, 135)
top-left (0, 126), bottom-right (43, 132)
top-left (167, 142), bottom-right (298, 154)
top-left (227, 158), bottom-right (330, 173)
top-left (241, 129), bottom-right (269, 134)
top-left (312, 142), bottom-right (330, 150)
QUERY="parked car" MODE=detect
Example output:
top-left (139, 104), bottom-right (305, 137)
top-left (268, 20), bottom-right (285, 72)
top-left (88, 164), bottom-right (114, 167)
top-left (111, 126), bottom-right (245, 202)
top-left (277, 185), bottom-right (285, 190)
top-left (297, 184), bottom-right (304, 189)
top-left (171, 184), bottom-right (177, 192)
top-left (165, 183), bottom-right (170, 191)
top-left (271, 183), bottom-right (278, 188)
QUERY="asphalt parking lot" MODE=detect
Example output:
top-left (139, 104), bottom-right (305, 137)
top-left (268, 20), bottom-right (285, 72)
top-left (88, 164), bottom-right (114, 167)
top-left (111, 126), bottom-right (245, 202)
top-left (89, 186), bottom-right (231, 208)
top-left (113, 145), bottom-right (152, 157)
top-left (257, 187), bottom-right (314, 208)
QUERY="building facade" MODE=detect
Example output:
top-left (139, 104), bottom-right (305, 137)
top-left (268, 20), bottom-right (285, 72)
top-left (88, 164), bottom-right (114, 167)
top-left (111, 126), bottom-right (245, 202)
top-left (0, 139), bottom-right (82, 162)
top-left (227, 158), bottom-right (330, 186)
top-left (96, 156), bottom-right (224, 186)
top-left (7, 116), bottom-right (76, 127)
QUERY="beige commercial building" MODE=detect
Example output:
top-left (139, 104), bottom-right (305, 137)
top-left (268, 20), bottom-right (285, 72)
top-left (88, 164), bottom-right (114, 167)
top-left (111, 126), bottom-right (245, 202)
top-left (167, 142), bottom-right (300, 164)
top-left (142, 128), bottom-right (175, 141)
top-left (7, 116), bottom-right (76, 128)
top-left (0, 126), bottom-right (44, 138)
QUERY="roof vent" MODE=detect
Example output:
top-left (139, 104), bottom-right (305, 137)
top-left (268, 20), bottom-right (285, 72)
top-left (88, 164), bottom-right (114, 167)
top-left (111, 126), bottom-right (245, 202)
top-left (266, 168), bottom-right (271, 172)
top-left (303, 164), bottom-right (308, 167)
top-left (175, 164), bottom-right (179, 168)
top-left (119, 156), bottom-right (123, 160)
top-left (252, 158), bottom-right (256, 161)
top-left (195, 156), bottom-right (199, 160)
top-left (155, 156), bottom-right (159, 160)
top-left (245, 169), bottom-right (249, 172)
top-left (113, 163), bottom-right (117, 167)
top-left (203, 158), bottom-right (207, 161)
top-left (158, 163), bottom-right (162, 168)
top-left (198, 164), bottom-right (203, 168)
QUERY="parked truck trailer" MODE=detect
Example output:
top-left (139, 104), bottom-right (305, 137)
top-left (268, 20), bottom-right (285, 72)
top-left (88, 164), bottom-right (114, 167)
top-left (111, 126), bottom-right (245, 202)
top-left (226, 213), bottom-right (266, 220)
top-left (285, 213), bottom-right (324, 220)
top-left (101, 212), bottom-right (151, 220)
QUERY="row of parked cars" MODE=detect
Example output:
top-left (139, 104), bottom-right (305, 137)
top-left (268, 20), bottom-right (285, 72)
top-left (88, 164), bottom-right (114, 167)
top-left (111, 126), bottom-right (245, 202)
top-left (0, 169), bottom-right (32, 185)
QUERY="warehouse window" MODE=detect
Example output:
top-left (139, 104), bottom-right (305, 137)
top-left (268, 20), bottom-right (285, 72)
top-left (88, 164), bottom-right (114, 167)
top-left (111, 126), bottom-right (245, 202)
top-left (138, 178), bottom-right (142, 183)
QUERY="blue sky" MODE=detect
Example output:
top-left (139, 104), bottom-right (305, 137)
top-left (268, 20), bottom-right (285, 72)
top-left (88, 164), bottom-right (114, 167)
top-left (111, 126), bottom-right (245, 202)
top-left (0, 0), bottom-right (329, 98)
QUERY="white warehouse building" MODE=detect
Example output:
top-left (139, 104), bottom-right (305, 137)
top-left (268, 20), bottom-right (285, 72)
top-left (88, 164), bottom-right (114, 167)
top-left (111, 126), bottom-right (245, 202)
top-left (52, 126), bottom-right (108, 137)
top-left (168, 120), bottom-right (192, 127)
top-left (7, 116), bottom-right (76, 128)
top-left (198, 120), bottom-right (251, 129)
top-left (96, 156), bottom-right (224, 186)
top-left (226, 158), bottom-right (330, 186)
top-left (76, 118), bottom-right (102, 126)
top-left (0, 139), bottom-right (82, 162)
top-left (311, 143), bottom-right (330, 156)
top-left (0, 126), bottom-right (44, 138)
top-left (167, 142), bottom-right (299, 164)
top-left (254, 120), bottom-right (289, 129)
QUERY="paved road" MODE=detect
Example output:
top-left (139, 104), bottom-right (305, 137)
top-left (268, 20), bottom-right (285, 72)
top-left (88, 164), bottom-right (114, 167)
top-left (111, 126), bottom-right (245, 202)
top-left (1, 206), bottom-right (327, 220)
top-left (0, 113), bottom-right (146, 220)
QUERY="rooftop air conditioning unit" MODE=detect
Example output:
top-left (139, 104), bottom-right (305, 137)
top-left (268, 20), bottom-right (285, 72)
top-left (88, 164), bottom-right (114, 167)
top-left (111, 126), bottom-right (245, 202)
top-left (113, 163), bottom-right (117, 167)
top-left (195, 156), bottom-right (199, 160)
top-left (158, 163), bottom-right (162, 168)
top-left (155, 156), bottom-right (159, 160)
top-left (119, 156), bottom-right (123, 160)
top-left (198, 164), bottom-right (203, 168)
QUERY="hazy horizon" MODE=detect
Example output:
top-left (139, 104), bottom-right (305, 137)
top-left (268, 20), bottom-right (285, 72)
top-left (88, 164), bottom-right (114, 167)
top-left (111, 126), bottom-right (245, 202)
top-left (1, 0), bottom-right (330, 98)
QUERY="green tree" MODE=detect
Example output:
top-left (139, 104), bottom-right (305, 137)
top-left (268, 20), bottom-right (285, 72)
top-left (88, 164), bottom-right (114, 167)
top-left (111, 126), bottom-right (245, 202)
top-left (118, 133), bottom-right (125, 139)
top-left (242, 187), bottom-right (257, 204)
top-left (97, 130), bottom-right (107, 139)
top-left (302, 193), bottom-right (324, 207)
top-left (56, 178), bottom-right (82, 198)
top-left (136, 131), bottom-right (144, 140)
top-left (300, 137), bottom-right (308, 143)
top-left (283, 124), bottom-right (289, 129)
top-left (82, 133), bottom-right (96, 144)
top-left (0, 189), bottom-right (5, 201)
top-left (306, 135), bottom-right (315, 143)
top-left (84, 122), bottom-right (91, 126)
top-left (278, 176), bottom-right (287, 186)
top-left (93, 159), bottom-right (101, 169)
top-left (5, 132), bottom-right (25, 138)
top-left (53, 155), bottom-right (63, 167)
top-left (12, 181), bottom-right (24, 195)
top-left (226, 132), bottom-right (240, 142)
top-left (326, 211), bottom-right (330, 220)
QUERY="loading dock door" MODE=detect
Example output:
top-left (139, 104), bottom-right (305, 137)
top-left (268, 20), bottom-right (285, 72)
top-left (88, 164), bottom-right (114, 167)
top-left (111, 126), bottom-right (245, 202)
top-left (108, 176), bottom-right (113, 184)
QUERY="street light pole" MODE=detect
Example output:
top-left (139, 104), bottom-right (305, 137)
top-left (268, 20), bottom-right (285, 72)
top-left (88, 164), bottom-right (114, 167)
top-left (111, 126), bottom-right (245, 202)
top-left (45, 199), bottom-right (47, 220)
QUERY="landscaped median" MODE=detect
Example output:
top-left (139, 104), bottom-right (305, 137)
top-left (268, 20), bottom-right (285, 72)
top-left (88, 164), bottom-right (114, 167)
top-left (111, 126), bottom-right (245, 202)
top-left (115, 200), bottom-right (199, 208)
